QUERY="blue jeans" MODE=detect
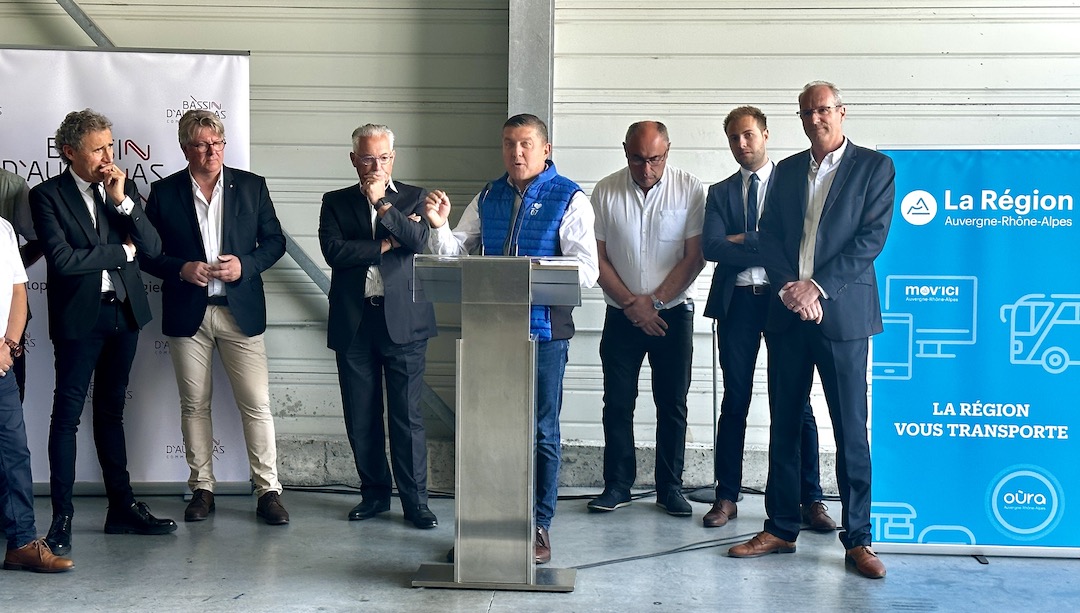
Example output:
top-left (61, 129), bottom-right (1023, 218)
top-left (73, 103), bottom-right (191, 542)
top-left (0, 370), bottom-right (36, 549)
top-left (535, 339), bottom-right (568, 531)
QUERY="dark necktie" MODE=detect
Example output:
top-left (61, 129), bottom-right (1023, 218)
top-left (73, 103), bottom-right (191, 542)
top-left (746, 172), bottom-right (760, 232)
top-left (91, 183), bottom-right (127, 302)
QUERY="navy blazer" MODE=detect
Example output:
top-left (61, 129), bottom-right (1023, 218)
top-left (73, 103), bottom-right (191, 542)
top-left (702, 168), bottom-right (772, 320)
top-left (758, 142), bottom-right (895, 341)
top-left (30, 170), bottom-right (160, 340)
top-left (142, 166), bottom-right (286, 338)
top-left (318, 181), bottom-right (436, 351)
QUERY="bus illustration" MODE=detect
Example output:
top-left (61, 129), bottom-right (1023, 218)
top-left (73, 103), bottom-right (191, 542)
top-left (999, 293), bottom-right (1080, 374)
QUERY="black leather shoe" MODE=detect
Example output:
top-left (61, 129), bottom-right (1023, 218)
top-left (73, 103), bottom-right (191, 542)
top-left (348, 497), bottom-right (390, 521)
top-left (104, 501), bottom-right (178, 535)
top-left (185, 489), bottom-right (215, 522)
top-left (587, 488), bottom-right (632, 512)
top-left (655, 489), bottom-right (693, 517)
top-left (404, 504), bottom-right (438, 529)
top-left (256, 492), bottom-right (290, 525)
top-left (45, 515), bottom-right (72, 556)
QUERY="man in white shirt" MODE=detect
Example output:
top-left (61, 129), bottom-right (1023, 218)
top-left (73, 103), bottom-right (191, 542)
top-left (586, 121), bottom-right (705, 517)
top-left (0, 216), bottom-right (73, 573)
top-left (143, 110), bottom-right (289, 526)
top-left (423, 113), bottom-right (598, 564)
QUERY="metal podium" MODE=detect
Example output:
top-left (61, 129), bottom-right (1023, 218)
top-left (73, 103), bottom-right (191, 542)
top-left (410, 254), bottom-right (579, 592)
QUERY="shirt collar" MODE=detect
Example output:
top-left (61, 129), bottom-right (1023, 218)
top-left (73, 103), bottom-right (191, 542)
top-left (740, 159), bottom-right (774, 185)
top-left (68, 166), bottom-right (94, 194)
top-left (810, 138), bottom-right (848, 173)
top-left (188, 169), bottom-right (224, 194)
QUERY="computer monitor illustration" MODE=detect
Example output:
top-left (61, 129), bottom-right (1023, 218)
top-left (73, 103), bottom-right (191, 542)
top-left (883, 275), bottom-right (978, 359)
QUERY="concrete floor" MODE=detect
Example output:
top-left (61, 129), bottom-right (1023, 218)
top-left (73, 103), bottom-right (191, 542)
top-left (2, 488), bottom-right (1078, 612)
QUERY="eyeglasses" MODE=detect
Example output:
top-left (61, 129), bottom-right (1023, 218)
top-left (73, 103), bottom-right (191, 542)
top-left (627, 152), bottom-right (668, 167)
top-left (189, 140), bottom-right (226, 153)
top-left (356, 153), bottom-right (394, 166)
top-left (796, 106), bottom-right (840, 118)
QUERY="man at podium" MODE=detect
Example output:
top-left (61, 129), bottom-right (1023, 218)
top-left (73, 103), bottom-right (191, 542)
top-left (423, 113), bottom-right (598, 564)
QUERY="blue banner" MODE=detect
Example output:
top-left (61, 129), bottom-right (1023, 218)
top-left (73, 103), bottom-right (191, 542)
top-left (872, 148), bottom-right (1080, 554)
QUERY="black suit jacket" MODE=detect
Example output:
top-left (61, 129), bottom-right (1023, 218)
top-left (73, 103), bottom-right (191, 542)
top-left (318, 181), bottom-right (437, 351)
top-left (702, 168), bottom-right (773, 320)
top-left (142, 166), bottom-right (286, 337)
top-left (29, 169), bottom-right (159, 340)
top-left (758, 142), bottom-right (895, 341)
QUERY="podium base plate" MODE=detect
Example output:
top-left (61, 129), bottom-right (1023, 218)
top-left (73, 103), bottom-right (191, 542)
top-left (411, 563), bottom-right (576, 592)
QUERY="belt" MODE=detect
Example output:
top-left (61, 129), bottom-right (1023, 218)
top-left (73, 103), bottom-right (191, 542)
top-left (365, 295), bottom-right (384, 307)
top-left (101, 291), bottom-right (119, 304)
top-left (736, 284), bottom-right (771, 296)
top-left (207, 295), bottom-right (229, 306)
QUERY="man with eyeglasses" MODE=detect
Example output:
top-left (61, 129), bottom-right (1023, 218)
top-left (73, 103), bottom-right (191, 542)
top-left (318, 124), bottom-right (438, 529)
top-left (728, 81), bottom-right (894, 579)
top-left (700, 106), bottom-right (836, 533)
top-left (30, 109), bottom-right (174, 556)
top-left (423, 113), bottom-right (599, 564)
top-left (586, 121), bottom-right (704, 518)
top-left (142, 109), bottom-right (289, 526)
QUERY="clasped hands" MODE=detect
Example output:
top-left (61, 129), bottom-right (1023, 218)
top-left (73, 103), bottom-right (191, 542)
top-left (180, 255), bottom-right (242, 287)
top-left (780, 280), bottom-right (824, 324)
top-left (624, 295), bottom-right (667, 337)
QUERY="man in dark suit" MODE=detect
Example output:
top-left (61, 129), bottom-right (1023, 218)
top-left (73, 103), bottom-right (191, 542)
top-left (318, 124), bottom-right (438, 529)
top-left (728, 82), bottom-right (894, 579)
top-left (30, 109), bottom-right (176, 557)
top-left (142, 110), bottom-right (289, 526)
top-left (701, 106), bottom-right (835, 533)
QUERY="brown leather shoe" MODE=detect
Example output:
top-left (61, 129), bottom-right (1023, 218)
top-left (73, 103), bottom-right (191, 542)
top-left (845, 545), bottom-right (886, 578)
top-left (703, 499), bottom-right (737, 528)
top-left (534, 527), bottom-right (551, 564)
top-left (801, 501), bottom-right (837, 532)
top-left (4, 538), bottom-right (74, 573)
top-left (728, 531), bottom-right (796, 558)
top-left (185, 489), bottom-right (215, 522)
top-left (256, 491), bottom-right (290, 525)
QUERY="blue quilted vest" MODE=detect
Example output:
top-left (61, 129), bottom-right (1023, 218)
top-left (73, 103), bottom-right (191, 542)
top-left (479, 161), bottom-right (580, 341)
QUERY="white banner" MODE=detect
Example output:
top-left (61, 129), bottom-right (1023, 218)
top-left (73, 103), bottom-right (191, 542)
top-left (0, 47), bottom-right (253, 490)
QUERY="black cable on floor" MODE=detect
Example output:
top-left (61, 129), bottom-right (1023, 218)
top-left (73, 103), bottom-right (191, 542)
top-left (570, 531), bottom-right (760, 570)
top-left (284, 483), bottom-right (842, 504)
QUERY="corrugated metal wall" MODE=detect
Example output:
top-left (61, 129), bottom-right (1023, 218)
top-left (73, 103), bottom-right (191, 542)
top-left (3, 0), bottom-right (1080, 481)
top-left (0, 0), bottom-right (508, 447)
top-left (552, 0), bottom-right (1080, 453)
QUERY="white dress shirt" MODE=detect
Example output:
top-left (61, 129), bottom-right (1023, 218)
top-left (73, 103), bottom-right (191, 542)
top-left (799, 138), bottom-right (849, 296)
top-left (364, 179), bottom-right (399, 298)
top-left (735, 160), bottom-right (774, 288)
top-left (0, 217), bottom-right (28, 327)
top-left (189, 171), bottom-right (225, 297)
top-left (69, 167), bottom-right (136, 292)
top-left (428, 175), bottom-right (599, 289)
top-left (591, 165), bottom-right (704, 308)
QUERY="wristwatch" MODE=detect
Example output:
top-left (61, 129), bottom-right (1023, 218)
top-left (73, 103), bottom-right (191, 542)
top-left (650, 294), bottom-right (665, 311)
